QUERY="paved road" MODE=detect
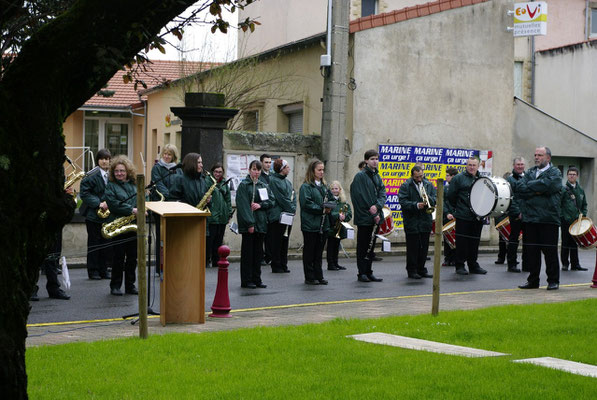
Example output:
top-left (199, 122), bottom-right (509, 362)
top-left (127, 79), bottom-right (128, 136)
top-left (28, 251), bottom-right (596, 325)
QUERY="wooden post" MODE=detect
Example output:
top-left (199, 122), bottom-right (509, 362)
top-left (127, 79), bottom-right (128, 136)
top-left (137, 174), bottom-right (148, 338)
top-left (432, 178), bottom-right (444, 316)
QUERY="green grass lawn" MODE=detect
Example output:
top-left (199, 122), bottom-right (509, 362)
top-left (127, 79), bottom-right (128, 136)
top-left (27, 299), bottom-right (597, 399)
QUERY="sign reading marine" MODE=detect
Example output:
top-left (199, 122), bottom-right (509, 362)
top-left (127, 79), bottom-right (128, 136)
top-left (513, 2), bottom-right (547, 37)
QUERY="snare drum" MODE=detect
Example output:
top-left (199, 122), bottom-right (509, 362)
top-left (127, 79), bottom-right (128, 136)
top-left (469, 176), bottom-right (512, 218)
top-left (442, 220), bottom-right (456, 249)
top-left (378, 207), bottom-right (395, 235)
top-left (569, 217), bottom-right (597, 249)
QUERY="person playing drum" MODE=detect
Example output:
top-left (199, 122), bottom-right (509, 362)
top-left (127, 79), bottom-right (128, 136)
top-left (560, 167), bottom-right (588, 271)
top-left (446, 156), bottom-right (487, 275)
top-left (494, 172), bottom-right (512, 266)
top-left (350, 149), bottom-right (386, 283)
top-left (398, 166), bottom-right (436, 279)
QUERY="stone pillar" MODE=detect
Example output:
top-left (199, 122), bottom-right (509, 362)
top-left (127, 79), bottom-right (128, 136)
top-left (170, 93), bottom-right (239, 170)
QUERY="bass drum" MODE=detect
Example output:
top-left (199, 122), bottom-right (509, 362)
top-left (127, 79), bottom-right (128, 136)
top-left (378, 207), bottom-right (395, 236)
top-left (469, 177), bottom-right (512, 218)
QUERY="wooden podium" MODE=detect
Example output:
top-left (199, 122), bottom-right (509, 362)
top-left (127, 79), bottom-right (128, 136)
top-left (146, 202), bottom-right (210, 326)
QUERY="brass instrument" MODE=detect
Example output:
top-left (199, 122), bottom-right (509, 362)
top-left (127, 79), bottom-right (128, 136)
top-left (196, 172), bottom-right (218, 212)
top-left (334, 203), bottom-right (349, 239)
top-left (64, 157), bottom-right (85, 202)
top-left (420, 184), bottom-right (435, 214)
top-left (101, 214), bottom-right (137, 239)
top-left (283, 190), bottom-right (295, 238)
top-left (97, 206), bottom-right (110, 219)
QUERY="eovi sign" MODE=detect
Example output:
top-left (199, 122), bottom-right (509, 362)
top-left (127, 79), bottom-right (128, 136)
top-left (513, 2), bottom-right (547, 37)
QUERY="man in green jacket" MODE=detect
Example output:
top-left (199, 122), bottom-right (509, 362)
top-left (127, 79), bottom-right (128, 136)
top-left (446, 156), bottom-right (487, 275)
top-left (398, 166), bottom-right (436, 279)
top-left (505, 157), bottom-right (527, 273)
top-left (517, 146), bottom-right (562, 290)
top-left (560, 166), bottom-right (588, 271)
top-left (349, 149), bottom-right (386, 282)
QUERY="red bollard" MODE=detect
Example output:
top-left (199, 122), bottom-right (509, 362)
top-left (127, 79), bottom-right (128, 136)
top-left (209, 245), bottom-right (232, 318)
top-left (591, 249), bottom-right (597, 289)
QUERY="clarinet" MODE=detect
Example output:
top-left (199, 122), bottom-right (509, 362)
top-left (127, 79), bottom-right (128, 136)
top-left (319, 186), bottom-right (329, 234)
top-left (365, 208), bottom-right (383, 261)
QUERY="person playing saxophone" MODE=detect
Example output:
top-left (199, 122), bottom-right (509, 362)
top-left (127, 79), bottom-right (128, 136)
top-left (206, 163), bottom-right (232, 268)
top-left (104, 155), bottom-right (139, 296)
top-left (80, 148), bottom-right (113, 280)
top-left (267, 158), bottom-right (296, 273)
top-left (326, 181), bottom-right (352, 271)
top-left (236, 160), bottom-right (274, 289)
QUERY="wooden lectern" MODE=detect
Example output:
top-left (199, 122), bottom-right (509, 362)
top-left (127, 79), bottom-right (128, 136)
top-left (146, 201), bottom-right (210, 326)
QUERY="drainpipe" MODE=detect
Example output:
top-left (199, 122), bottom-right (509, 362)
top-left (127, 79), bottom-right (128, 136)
top-left (586, 0), bottom-right (590, 41)
top-left (530, 36), bottom-right (535, 105)
top-left (129, 103), bottom-right (147, 174)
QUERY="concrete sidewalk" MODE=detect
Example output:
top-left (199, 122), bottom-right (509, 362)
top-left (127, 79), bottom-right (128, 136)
top-left (27, 283), bottom-right (597, 348)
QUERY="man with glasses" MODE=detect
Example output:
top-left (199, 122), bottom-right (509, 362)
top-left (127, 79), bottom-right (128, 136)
top-left (560, 167), bottom-right (588, 271)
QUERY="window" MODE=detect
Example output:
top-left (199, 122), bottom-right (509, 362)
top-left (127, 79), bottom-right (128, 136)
top-left (514, 61), bottom-right (523, 98)
top-left (243, 110), bottom-right (259, 131)
top-left (591, 8), bottom-right (597, 37)
top-left (83, 110), bottom-right (132, 169)
top-left (362, 0), bottom-right (378, 17)
top-left (280, 103), bottom-right (303, 134)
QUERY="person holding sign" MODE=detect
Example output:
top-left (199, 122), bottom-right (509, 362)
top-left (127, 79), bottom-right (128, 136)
top-left (350, 149), bottom-right (386, 283)
top-left (446, 156), bottom-right (487, 276)
top-left (299, 160), bottom-right (334, 285)
top-left (398, 166), bottom-right (436, 279)
top-left (326, 181), bottom-right (353, 271)
top-left (236, 160), bottom-right (274, 289)
top-left (267, 158), bottom-right (296, 273)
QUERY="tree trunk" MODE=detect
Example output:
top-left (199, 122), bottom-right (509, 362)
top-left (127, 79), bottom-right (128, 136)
top-left (0, 1), bottom-right (196, 397)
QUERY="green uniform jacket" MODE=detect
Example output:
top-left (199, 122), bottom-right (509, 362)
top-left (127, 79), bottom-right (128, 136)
top-left (236, 176), bottom-right (274, 233)
top-left (300, 182), bottom-right (333, 233)
top-left (170, 173), bottom-right (209, 207)
top-left (507, 170), bottom-right (525, 219)
top-left (79, 166), bottom-right (107, 223)
top-left (560, 181), bottom-right (588, 223)
top-left (442, 183), bottom-right (455, 223)
top-left (350, 166), bottom-right (387, 226)
top-left (328, 200), bottom-right (353, 239)
top-left (516, 164), bottom-right (562, 225)
top-left (267, 172), bottom-right (296, 223)
top-left (207, 179), bottom-right (232, 225)
top-left (104, 179), bottom-right (137, 222)
top-left (398, 178), bottom-right (437, 234)
top-left (150, 163), bottom-right (182, 201)
top-left (446, 170), bottom-right (480, 221)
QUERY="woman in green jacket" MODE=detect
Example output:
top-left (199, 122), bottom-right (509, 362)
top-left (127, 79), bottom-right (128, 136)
top-left (104, 155), bottom-right (139, 296)
top-left (299, 160), bottom-right (334, 285)
top-left (206, 163), bottom-right (232, 268)
top-left (326, 180), bottom-right (352, 271)
top-left (236, 160), bottom-right (274, 289)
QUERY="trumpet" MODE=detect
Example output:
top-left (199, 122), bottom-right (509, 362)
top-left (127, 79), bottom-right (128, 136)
top-left (420, 184), bottom-right (435, 214)
top-left (334, 204), bottom-right (349, 239)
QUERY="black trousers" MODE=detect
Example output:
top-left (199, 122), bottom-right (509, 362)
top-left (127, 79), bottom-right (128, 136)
top-left (443, 241), bottom-right (456, 263)
top-left (405, 232), bottom-right (430, 275)
top-left (207, 223), bottom-right (226, 267)
top-left (507, 218), bottom-right (526, 268)
top-left (326, 236), bottom-right (341, 268)
top-left (263, 225), bottom-right (273, 263)
top-left (560, 220), bottom-right (579, 267)
top-left (302, 231), bottom-right (326, 281)
top-left (110, 231), bottom-right (137, 290)
top-left (455, 219), bottom-right (483, 269)
top-left (497, 234), bottom-right (507, 260)
top-left (85, 219), bottom-right (112, 277)
top-left (38, 231), bottom-right (63, 296)
top-left (270, 222), bottom-right (291, 272)
top-left (524, 223), bottom-right (560, 285)
top-left (241, 232), bottom-right (264, 285)
top-left (356, 225), bottom-right (375, 277)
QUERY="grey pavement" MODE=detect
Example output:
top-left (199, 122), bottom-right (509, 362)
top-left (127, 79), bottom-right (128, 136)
top-left (27, 248), bottom-right (597, 348)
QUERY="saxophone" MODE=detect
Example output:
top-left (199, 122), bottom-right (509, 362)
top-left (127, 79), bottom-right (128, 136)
top-left (196, 172), bottom-right (218, 212)
top-left (64, 157), bottom-right (85, 203)
top-left (101, 214), bottom-right (137, 239)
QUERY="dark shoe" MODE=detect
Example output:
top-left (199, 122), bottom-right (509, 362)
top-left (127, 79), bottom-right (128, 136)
top-left (89, 271), bottom-right (101, 280)
top-left (420, 273), bottom-right (433, 278)
top-left (327, 266), bottom-right (340, 271)
top-left (455, 267), bottom-right (469, 275)
top-left (426, 256), bottom-right (431, 261)
top-left (336, 265), bottom-right (347, 270)
top-left (49, 289), bottom-right (70, 300)
top-left (518, 282), bottom-right (539, 289)
top-left (111, 288), bottom-right (123, 296)
top-left (125, 286), bottom-right (138, 295)
top-left (571, 265), bottom-right (588, 271)
top-left (561, 264), bottom-right (569, 271)
top-left (507, 267), bottom-right (521, 273)
top-left (494, 259), bottom-right (505, 265)
top-left (357, 274), bottom-right (371, 282)
top-left (305, 280), bottom-right (319, 285)
top-left (373, 256), bottom-right (383, 262)
top-left (241, 283), bottom-right (257, 289)
top-left (367, 275), bottom-right (383, 282)
top-left (30, 289), bottom-right (39, 302)
top-left (318, 279), bottom-right (328, 285)
top-left (272, 269), bottom-right (286, 273)
top-left (469, 267), bottom-right (487, 275)
top-left (256, 283), bottom-right (267, 288)
top-left (283, 269), bottom-right (290, 273)
top-left (408, 273), bottom-right (422, 279)
top-left (100, 271), bottom-right (112, 279)
top-left (546, 283), bottom-right (559, 290)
